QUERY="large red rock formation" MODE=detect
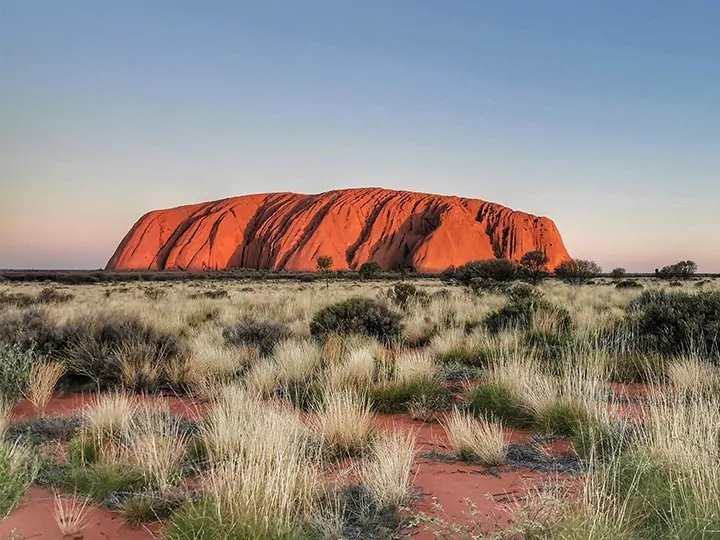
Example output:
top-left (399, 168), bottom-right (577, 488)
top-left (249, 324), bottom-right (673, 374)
top-left (106, 188), bottom-right (570, 273)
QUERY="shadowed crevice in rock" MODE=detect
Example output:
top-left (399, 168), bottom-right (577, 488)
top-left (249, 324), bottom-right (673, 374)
top-left (107, 188), bottom-right (570, 272)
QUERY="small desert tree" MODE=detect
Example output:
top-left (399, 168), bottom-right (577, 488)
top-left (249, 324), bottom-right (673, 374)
top-left (610, 267), bottom-right (626, 278)
top-left (316, 255), bottom-right (334, 289)
top-left (555, 259), bottom-right (602, 286)
top-left (358, 261), bottom-right (381, 280)
top-left (519, 250), bottom-right (549, 284)
top-left (658, 260), bottom-right (697, 280)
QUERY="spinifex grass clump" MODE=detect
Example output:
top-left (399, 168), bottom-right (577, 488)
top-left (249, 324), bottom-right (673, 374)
top-left (171, 390), bottom-right (326, 539)
top-left (0, 441), bottom-right (39, 519)
top-left (310, 297), bottom-right (403, 343)
top-left (441, 408), bottom-right (507, 465)
top-left (626, 289), bottom-right (720, 357)
top-left (360, 431), bottom-right (416, 510)
top-left (371, 350), bottom-right (449, 413)
top-left (311, 389), bottom-right (376, 457)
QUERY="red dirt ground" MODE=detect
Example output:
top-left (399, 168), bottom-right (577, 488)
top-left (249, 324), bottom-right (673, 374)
top-left (0, 487), bottom-right (161, 540)
top-left (3, 396), bottom-right (581, 539)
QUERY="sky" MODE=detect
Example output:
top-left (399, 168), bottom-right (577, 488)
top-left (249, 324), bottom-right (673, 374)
top-left (1, 1), bottom-right (719, 271)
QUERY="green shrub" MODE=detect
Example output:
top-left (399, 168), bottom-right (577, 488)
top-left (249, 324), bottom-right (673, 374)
top-left (0, 343), bottom-right (35, 403)
top-left (0, 307), bottom-right (64, 356)
top-left (518, 250), bottom-right (550, 284)
top-left (54, 464), bottom-right (147, 501)
top-left (464, 384), bottom-right (533, 428)
top-left (609, 268), bottom-right (627, 278)
top-left (358, 262), bottom-right (382, 280)
top-left (454, 259), bottom-right (518, 286)
top-left (0, 442), bottom-right (39, 519)
top-left (507, 282), bottom-right (544, 302)
top-left (485, 299), bottom-right (572, 335)
top-left (166, 498), bottom-right (315, 540)
top-left (62, 313), bottom-right (186, 390)
top-left (555, 259), bottom-right (602, 285)
top-left (371, 380), bottom-right (450, 414)
top-left (616, 280), bottom-right (643, 289)
top-left (626, 290), bottom-right (720, 357)
top-left (310, 298), bottom-right (402, 343)
top-left (223, 320), bottom-right (292, 356)
top-left (657, 260), bottom-right (697, 280)
top-left (386, 283), bottom-right (428, 310)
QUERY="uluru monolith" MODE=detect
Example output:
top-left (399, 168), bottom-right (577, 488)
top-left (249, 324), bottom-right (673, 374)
top-left (106, 188), bottom-right (570, 273)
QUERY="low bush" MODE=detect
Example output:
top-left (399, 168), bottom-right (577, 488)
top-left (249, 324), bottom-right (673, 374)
top-left (626, 290), bottom-right (720, 357)
top-left (0, 307), bottom-right (64, 356)
top-left (0, 343), bottom-right (36, 403)
top-left (616, 280), bottom-right (643, 289)
top-left (223, 319), bottom-right (293, 356)
top-left (370, 379), bottom-right (450, 414)
top-left (0, 441), bottom-right (40, 518)
top-left (464, 384), bottom-right (534, 428)
top-left (555, 259), bottom-right (602, 285)
top-left (310, 298), bottom-right (402, 343)
top-left (62, 313), bottom-right (186, 391)
top-left (386, 283), bottom-right (428, 310)
top-left (454, 259), bottom-right (518, 285)
top-left (441, 409), bottom-right (507, 465)
top-left (485, 298), bottom-right (572, 335)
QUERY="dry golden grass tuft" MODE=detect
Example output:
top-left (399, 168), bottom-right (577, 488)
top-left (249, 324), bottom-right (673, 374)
top-left (667, 356), bottom-right (719, 397)
top-left (441, 408), bottom-right (507, 465)
top-left (311, 388), bottom-right (376, 456)
top-left (84, 391), bottom-right (136, 438)
top-left (273, 338), bottom-right (323, 385)
top-left (25, 361), bottom-right (65, 417)
top-left (0, 398), bottom-right (11, 439)
top-left (393, 349), bottom-right (437, 385)
top-left (360, 430), bottom-right (416, 509)
top-left (325, 345), bottom-right (377, 391)
top-left (52, 491), bottom-right (91, 537)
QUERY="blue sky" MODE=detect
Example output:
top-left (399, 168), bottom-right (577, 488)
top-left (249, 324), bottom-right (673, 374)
top-left (2, 1), bottom-right (719, 271)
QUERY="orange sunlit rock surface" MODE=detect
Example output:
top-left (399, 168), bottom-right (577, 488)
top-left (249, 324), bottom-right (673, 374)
top-left (106, 188), bottom-right (570, 272)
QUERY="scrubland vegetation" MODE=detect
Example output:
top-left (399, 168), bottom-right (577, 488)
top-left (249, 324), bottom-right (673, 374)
top-left (1, 266), bottom-right (719, 539)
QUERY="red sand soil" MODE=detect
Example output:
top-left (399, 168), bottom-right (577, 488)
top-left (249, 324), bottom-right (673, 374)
top-left (106, 187), bottom-right (570, 273)
top-left (0, 487), bottom-right (160, 540)
top-left (11, 394), bottom-right (210, 422)
top-left (375, 414), bottom-right (575, 538)
top-left (4, 399), bottom-right (591, 538)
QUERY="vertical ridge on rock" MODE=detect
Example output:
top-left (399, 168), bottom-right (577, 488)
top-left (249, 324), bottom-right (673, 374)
top-left (106, 188), bottom-right (570, 272)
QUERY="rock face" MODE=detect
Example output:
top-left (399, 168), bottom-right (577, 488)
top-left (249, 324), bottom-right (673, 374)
top-left (107, 188), bottom-right (570, 273)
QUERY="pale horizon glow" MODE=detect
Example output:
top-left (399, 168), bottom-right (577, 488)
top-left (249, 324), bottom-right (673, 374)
top-left (2, 1), bottom-right (719, 272)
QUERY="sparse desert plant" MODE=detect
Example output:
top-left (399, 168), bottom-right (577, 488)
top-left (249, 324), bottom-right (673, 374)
top-left (273, 338), bottom-right (323, 385)
top-left (126, 411), bottom-right (191, 489)
top-left (441, 408), bottom-right (507, 465)
top-left (555, 259), bottom-right (603, 285)
top-left (243, 360), bottom-right (280, 398)
top-left (310, 297), bottom-right (403, 343)
top-left (25, 361), bottom-right (65, 416)
top-left (0, 398), bottom-right (12, 439)
top-left (626, 289), bottom-right (720, 357)
top-left (667, 356), bottom-right (719, 396)
top-left (223, 319), bottom-right (293, 356)
top-left (393, 350), bottom-right (437, 385)
top-left (0, 342), bottom-right (34, 403)
top-left (360, 431), bottom-right (416, 509)
top-left (325, 345), bottom-right (376, 391)
top-left (0, 441), bottom-right (39, 519)
top-left (311, 389), bottom-right (376, 457)
top-left (173, 398), bottom-right (322, 539)
top-left (83, 391), bottom-right (136, 439)
top-left (52, 491), bottom-right (91, 537)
